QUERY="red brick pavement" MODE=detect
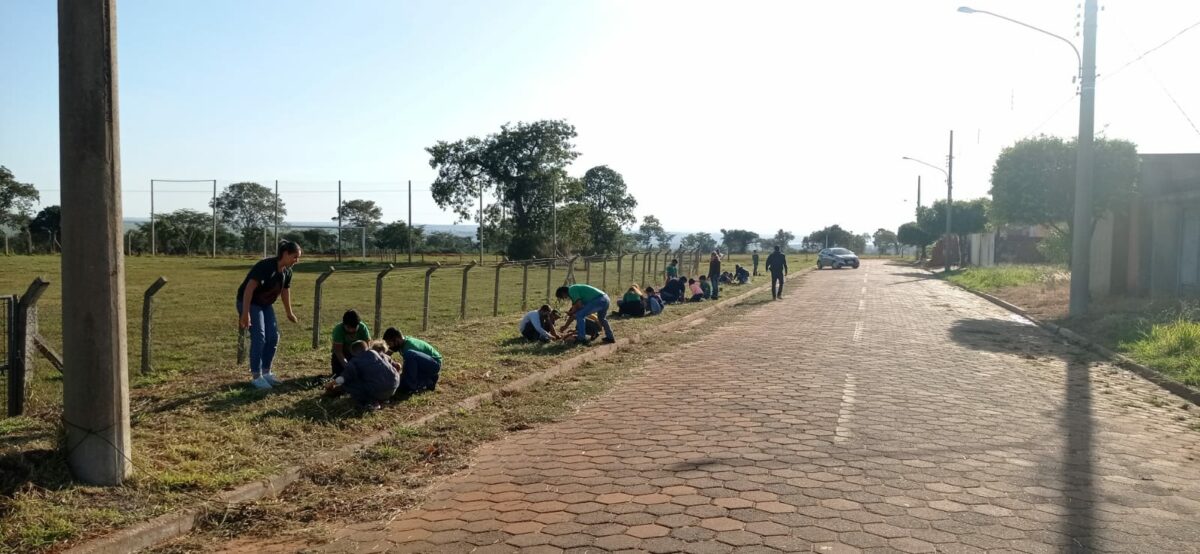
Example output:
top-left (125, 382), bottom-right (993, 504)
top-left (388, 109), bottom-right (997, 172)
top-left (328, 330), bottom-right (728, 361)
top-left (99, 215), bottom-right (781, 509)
top-left (308, 260), bottom-right (1200, 553)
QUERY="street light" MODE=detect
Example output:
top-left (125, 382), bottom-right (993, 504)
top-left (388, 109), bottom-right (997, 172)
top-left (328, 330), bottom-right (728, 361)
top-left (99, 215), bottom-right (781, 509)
top-left (958, 2), bottom-right (1098, 317)
top-left (902, 131), bottom-right (955, 273)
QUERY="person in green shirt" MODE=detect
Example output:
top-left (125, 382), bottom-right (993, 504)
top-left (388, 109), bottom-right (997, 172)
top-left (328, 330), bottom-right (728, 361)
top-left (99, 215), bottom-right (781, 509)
top-left (555, 283), bottom-right (616, 345)
top-left (331, 309), bottom-right (371, 376)
top-left (382, 327), bottom-right (443, 392)
top-left (665, 259), bottom-right (679, 282)
top-left (699, 275), bottom-right (713, 299)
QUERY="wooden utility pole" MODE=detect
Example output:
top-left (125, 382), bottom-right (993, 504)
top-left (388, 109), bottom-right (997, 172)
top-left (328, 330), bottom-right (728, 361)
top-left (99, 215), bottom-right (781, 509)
top-left (58, 0), bottom-right (132, 485)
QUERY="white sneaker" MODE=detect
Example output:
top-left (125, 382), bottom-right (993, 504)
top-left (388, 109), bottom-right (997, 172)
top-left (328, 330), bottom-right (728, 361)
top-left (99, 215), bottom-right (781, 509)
top-left (263, 373), bottom-right (284, 387)
top-left (249, 376), bottom-right (273, 390)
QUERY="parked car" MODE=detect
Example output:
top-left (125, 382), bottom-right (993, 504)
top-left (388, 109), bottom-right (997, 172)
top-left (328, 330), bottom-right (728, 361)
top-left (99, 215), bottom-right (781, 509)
top-left (817, 248), bottom-right (860, 269)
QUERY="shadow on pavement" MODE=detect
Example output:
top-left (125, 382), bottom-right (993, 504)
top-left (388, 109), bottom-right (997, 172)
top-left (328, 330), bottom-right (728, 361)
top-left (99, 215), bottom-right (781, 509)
top-left (948, 317), bottom-right (1097, 548)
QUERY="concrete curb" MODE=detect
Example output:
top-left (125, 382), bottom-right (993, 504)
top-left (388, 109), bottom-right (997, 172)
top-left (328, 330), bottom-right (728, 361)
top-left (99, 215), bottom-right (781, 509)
top-left (66, 271), bottom-right (804, 554)
top-left (933, 272), bottom-right (1200, 407)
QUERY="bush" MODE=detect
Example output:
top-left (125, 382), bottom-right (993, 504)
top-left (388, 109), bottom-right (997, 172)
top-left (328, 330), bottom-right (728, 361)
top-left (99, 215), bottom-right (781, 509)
top-left (1037, 229), bottom-right (1071, 265)
top-left (1124, 319), bottom-right (1200, 387)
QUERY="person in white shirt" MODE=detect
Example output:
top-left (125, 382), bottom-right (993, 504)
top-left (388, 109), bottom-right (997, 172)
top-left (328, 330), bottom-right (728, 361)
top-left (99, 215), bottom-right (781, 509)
top-left (519, 305), bottom-right (560, 342)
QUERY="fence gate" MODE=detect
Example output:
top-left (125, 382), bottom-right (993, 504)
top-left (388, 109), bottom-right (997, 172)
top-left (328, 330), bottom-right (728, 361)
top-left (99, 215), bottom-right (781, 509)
top-left (0, 295), bottom-right (13, 375)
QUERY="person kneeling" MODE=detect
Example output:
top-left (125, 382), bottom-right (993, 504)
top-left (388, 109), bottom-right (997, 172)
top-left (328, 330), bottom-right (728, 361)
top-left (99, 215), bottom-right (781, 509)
top-left (617, 285), bottom-right (647, 317)
top-left (324, 340), bottom-right (399, 411)
top-left (520, 305), bottom-right (560, 342)
top-left (383, 327), bottom-right (443, 393)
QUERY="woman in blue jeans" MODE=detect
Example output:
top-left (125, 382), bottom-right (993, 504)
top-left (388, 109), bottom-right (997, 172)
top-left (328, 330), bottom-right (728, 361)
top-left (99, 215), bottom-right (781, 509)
top-left (237, 241), bottom-right (302, 389)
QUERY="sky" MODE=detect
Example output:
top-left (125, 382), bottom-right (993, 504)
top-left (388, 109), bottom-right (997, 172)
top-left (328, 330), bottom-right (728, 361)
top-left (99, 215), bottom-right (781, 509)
top-left (3, 0), bottom-right (1200, 239)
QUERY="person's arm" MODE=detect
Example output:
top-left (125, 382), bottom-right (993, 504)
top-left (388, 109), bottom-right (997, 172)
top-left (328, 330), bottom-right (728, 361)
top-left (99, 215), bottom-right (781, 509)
top-left (332, 342), bottom-right (348, 368)
top-left (280, 287), bottom-right (298, 323)
top-left (239, 281), bottom-right (257, 329)
top-left (529, 313), bottom-right (551, 340)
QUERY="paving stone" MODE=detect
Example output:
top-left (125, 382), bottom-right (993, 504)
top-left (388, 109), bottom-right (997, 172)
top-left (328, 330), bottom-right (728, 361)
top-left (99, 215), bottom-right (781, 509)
top-left (307, 262), bottom-right (1200, 554)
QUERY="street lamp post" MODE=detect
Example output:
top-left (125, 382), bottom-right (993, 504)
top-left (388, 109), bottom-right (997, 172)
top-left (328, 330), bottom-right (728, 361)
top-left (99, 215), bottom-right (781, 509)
top-left (958, 2), bottom-right (1098, 316)
top-left (902, 130), bottom-right (954, 273)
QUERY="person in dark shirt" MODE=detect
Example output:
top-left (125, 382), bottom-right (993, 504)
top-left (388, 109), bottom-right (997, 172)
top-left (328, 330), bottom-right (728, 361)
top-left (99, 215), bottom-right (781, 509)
top-left (752, 250), bottom-right (760, 276)
top-left (323, 340), bottom-right (400, 410)
top-left (765, 245), bottom-right (789, 300)
top-left (707, 251), bottom-right (722, 300)
top-left (236, 240), bottom-right (301, 389)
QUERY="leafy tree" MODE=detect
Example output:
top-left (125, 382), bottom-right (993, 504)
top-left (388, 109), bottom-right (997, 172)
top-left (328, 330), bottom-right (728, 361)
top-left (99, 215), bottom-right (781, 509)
top-left (871, 228), bottom-right (899, 255)
top-left (424, 231), bottom-right (474, 253)
top-left (0, 166), bottom-right (39, 252)
top-left (281, 228), bottom-right (338, 255)
top-left (769, 229), bottom-right (795, 251)
top-left (897, 222), bottom-right (933, 259)
top-left (428, 120), bottom-right (579, 259)
top-left (211, 182), bottom-right (286, 251)
top-left (989, 135), bottom-right (1138, 240)
top-left (334, 199), bottom-right (384, 230)
top-left (373, 220), bottom-right (424, 251)
top-left (635, 215), bottom-right (670, 249)
top-left (719, 229), bottom-right (760, 254)
top-left (142, 209), bottom-right (211, 255)
top-left (571, 165), bottom-right (637, 254)
top-left (802, 225), bottom-right (853, 251)
top-left (850, 233), bottom-right (870, 255)
top-left (29, 205), bottom-right (61, 252)
top-left (554, 203), bottom-right (594, 255)
top-left (679, 232), bottom-right (718, 253)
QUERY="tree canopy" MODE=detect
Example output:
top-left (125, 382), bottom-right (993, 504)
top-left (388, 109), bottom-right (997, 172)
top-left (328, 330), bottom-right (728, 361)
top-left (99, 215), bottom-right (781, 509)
top-left (428, 120), bottom-right (579, 259)
top-left (373, 220), bottom-right (423, 250)
top-left (897, 222), bottom-right (933, 250)
top-left (719, 229), bottom-right (760, 254)
top-left (872, 228), bottom-right (899, 255)
top-left (0, 165), bottom-right (39, 231)
top-left (211, 181), bottom-right (285, 250)
top-left (917, 198), bottom-right (989, 238)
top-left (635, 215), bottom-right (673, 249)
top-left (769, 229), bottom-right (795, 251)
top-left (802, 225), bottom-right (854, 251)
top-left (679, 232), bottom-right (717, 253)
top-left (335, 199), bottom-right (384, 230)
top-left (575, 165), bottom-right (637, 254)
top-left (989, 135), bottom-right (1138, 235)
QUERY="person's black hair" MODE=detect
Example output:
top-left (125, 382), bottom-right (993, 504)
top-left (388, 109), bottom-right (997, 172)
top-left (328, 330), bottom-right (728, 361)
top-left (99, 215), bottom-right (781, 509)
top-left (342, 309), bottom-right (361, 327)
top-left (671, 259), bottom-right (678, 264)
top-left (699, 275), bottom-right (707, 281)
top-left (277, 240), bottom-right (301, 257)
top-left (688, 278), bottom-right (696, 284)
top-left (774, 245), bottom-right (781, 252)
top-left (383, 327), bottom-right (403, 341)
top-left (555, 286), bottom-right (570, 299)
top-left (645, 287), bottom-right (656, 294)
top-left (538, 304), bottom-right (552, 313)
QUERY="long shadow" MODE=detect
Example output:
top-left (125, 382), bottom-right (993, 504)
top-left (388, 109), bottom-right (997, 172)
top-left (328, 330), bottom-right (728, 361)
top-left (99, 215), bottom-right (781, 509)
top-left (498, 336), bottom-right (575, 357)
top-left (1061, 358), bottom-right (1096, 552)
top-left (200, 376), bottom-right (324, 414)
top-left (0, 448), bottom-right (73, 499)
top-left (947, 318), bottom-right (1097, 549)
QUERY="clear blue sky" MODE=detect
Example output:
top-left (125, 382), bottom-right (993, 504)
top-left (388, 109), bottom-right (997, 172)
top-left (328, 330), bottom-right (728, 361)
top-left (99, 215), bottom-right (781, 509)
top-left (3, 0), bottom-right (1199, 237)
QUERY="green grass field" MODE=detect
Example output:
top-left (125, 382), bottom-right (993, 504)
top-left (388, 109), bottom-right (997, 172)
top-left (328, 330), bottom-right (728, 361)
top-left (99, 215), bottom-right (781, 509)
top-left (0, 251), bottom-right (806, 552)
top-left (942, 264), bottom-right (1067, 292)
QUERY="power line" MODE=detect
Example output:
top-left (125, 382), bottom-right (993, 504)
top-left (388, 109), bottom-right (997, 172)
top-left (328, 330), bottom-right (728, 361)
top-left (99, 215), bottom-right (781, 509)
top-left (1102, 18), bottom-right (1200, 82)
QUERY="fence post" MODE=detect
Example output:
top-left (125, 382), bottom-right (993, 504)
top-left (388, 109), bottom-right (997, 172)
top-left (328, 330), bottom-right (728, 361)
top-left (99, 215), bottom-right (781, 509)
top-left (521, 262), bottom-right (530, 312)
top-left (140, 276), bottom-right (168, 375)
top-left (374, 264), bottom-right (394, 334)
top-left (628, 253), bottom-right (638, 287)
top-left (602, 256), bottom-right (609, 291)
top-left (422, 263), bottom-right (440, 331)
top-left (9, 277), bottom-right (49, 417)
top-left (493, 260), bottom-right (507, 317)
top-left (460, 261), bottom-right (477, 320)
top-left (545, 261), bottom-right (553, 304)
top-left (310, 267), bottom-right (336, 349)
top-left (584, 258), bottom-right (591, 285)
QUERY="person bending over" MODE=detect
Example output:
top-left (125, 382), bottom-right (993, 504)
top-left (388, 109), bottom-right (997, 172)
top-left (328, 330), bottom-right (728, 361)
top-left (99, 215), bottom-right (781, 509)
top-left (617, 284), bottom-right (647, 317)
top-left (331, 309), bottom-right (371, 376)
top-left (519, 304), bottom-right (560, 342)
top-left (323, 340), bottom-right (400, 411)
top-left (555, 283), bottom-right (616, 345)
top-left (383, 327), bottom-right (442, 392)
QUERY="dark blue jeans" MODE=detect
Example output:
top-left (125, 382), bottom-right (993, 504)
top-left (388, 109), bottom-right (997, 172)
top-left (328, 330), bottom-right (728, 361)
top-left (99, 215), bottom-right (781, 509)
top-left (576, 295), bottom-right (615, 341)
top-left (400, 349), bottom-right (442, 392)
top-left (771, 272), bottom-right (785, 298)
top-left (709, 274), bottom-right (720, 299)
top-left (237, 302), bottom-right (278, 377)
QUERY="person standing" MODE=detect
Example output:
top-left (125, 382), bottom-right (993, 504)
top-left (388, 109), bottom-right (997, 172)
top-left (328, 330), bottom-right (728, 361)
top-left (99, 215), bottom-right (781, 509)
top-left (665, 259), bottom-right (679, 283)
top-left (707, 251), bottom-right (722, 300)
top-left (765, 245), bottom-right (789, 300)
top-left (555, 283), bottom-right (616, 345)
top-left (752, 250), bottom-right (760, 277)
top-left (237, 240), bottom-right (302, 389)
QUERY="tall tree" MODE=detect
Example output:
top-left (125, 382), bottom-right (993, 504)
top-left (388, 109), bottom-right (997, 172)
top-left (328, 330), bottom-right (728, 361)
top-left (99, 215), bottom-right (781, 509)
top-left (211, 181), bottom-right (286, 250)
top-left (918, 198), bottom-right (989, 266)
top-left (424, 231), bottom-right (474, 253)
top-left (802, 225), bottom-right (853, 251)
top-left (989, 135), bottom-right (1138, 239)
top-left (679, 232), bottom-right (718, 253)
top-left (142, 209), bottom-right (212, 255)
top-left (770, 229), bottom-right (795, 251)
top-left (719, 229), bottom-right (760, 254)
top-left (428, 120), bottom-right (579, 259)
top-left (334, 199), bottom-right (384, 230)
top-left (373, 220), bottom-right (424, 251)
top-left (897, 222), bottom-right (933, 259)
top-left (0, 166), bottom-right (39, 252)
top-left (871, 228), bottom-right (899, 255)
top-left (29, 205), bottom-right (62, 252)
top-left (572, 165), bottom-right (637, 254)
top-left (636, 215), bottom-right (673, 249)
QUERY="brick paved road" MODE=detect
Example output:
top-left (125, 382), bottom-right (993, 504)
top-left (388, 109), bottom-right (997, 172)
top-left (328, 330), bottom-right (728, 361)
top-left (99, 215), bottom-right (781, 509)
top-left (315, 260), bottom-right (1200, 553)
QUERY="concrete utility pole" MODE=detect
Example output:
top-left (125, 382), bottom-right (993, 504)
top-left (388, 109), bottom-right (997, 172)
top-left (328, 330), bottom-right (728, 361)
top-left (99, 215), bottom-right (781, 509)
top-left (337, 180), bottom-right (342, 262)
top-left (946, 130), bottom-right (954, 274)
top-left (917, 175), bottom-right (921, 211)
top-left (58, 0), bottom-right (132, 485)
top-left (1069, 0), bottom-right (1098, 317)
top-left (407, 180), bottom-right (413, 264)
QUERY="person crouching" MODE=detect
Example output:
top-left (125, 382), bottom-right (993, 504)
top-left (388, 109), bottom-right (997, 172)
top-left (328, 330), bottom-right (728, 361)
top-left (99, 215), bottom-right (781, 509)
top-left (324, 340), bottom-right (399, 411)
